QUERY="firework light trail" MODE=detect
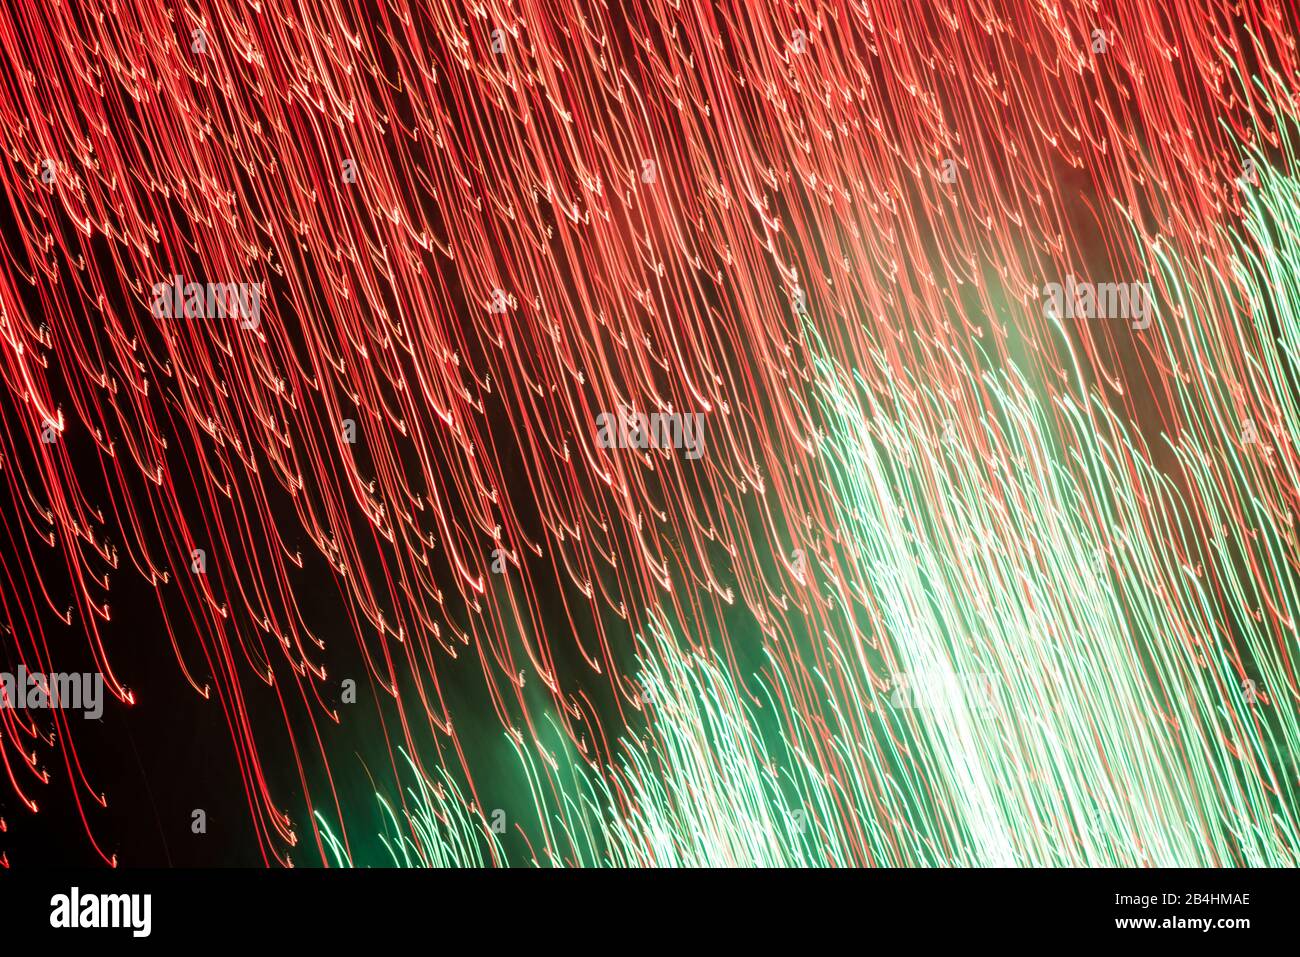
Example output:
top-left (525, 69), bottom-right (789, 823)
top-left (0, 0), bottom-right (1296, 867)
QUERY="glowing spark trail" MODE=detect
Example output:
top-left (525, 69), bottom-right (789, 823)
top-left (0, 0), bottom-right (1297, 867)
